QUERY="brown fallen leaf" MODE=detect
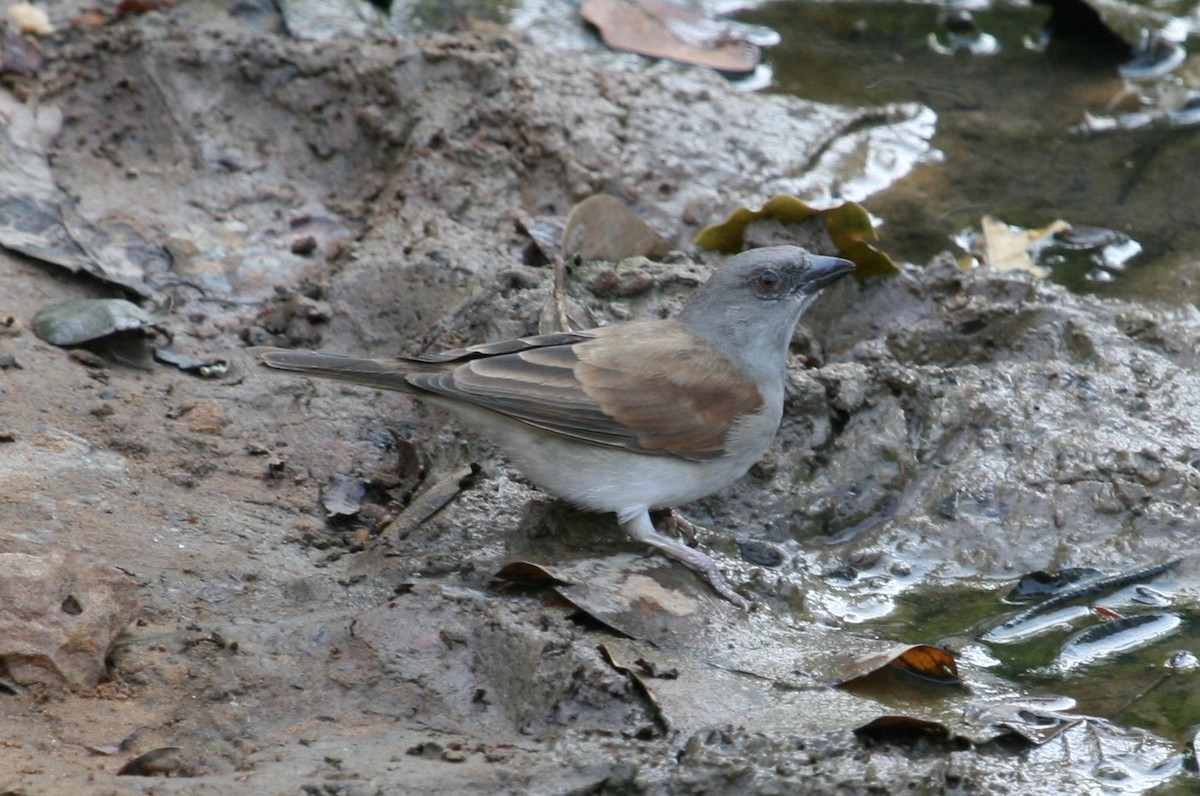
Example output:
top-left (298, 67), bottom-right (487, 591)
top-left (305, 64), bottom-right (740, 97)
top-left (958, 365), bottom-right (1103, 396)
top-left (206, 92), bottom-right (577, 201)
top-left (836, 643), bottom-right (961, 686)
top-left (562, 194), bottom-right (672, 262)
top-left (854, 715), bottom-right (953, 744)
top-left (492, 560), bottom-right (573, 587)
top-left (580, 0), bottom-right (760, 73)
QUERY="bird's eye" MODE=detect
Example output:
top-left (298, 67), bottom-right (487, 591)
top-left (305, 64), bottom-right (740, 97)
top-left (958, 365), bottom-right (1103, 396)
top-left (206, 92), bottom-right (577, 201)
top-left (755, 271), bottom-right (780, 291)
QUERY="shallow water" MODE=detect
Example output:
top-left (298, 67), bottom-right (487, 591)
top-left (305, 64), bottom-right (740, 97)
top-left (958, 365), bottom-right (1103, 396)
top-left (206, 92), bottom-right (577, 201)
top-left (869, 581), bottom-right (1200, 754)
top-left (740, 0), bottom-right (1200, 304)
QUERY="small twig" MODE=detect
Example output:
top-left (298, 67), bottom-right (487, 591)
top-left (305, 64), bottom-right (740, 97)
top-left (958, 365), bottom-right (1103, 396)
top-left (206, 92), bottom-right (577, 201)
top-left (552, 255), bottom-right (570, 332)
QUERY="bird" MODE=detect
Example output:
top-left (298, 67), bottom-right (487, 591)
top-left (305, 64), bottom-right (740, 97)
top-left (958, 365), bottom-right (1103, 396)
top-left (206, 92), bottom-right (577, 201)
top-left (253, 245), bottom-right (854, 608)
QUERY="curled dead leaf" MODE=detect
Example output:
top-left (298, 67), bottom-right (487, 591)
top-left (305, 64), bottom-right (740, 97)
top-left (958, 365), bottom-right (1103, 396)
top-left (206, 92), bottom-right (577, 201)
top-left (696, 195), bottom-right (898, 278)
top-left (854, 715), bottom-right (954, 744)
top-left (562, 194), bottom-right (672, 261)
top-left (492, 560), bottom-right (573, 587)
top-left (837, 643), bottom-right (961, 686)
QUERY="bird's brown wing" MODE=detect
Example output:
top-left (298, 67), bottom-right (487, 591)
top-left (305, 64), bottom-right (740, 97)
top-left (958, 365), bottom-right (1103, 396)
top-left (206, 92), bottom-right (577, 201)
top-left (406, 320), bottom-right (764, 461)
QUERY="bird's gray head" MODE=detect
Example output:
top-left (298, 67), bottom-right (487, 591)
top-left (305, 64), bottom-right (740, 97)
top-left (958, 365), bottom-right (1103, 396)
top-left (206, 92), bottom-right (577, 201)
top-left (678, 245), bottom-right (854, 377)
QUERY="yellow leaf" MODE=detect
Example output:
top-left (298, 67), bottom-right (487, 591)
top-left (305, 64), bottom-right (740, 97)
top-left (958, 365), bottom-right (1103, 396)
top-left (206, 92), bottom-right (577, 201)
top-left (696, 195), bottom-right (899, 279)
top-left (978, 215), bottom-right (1069, 278)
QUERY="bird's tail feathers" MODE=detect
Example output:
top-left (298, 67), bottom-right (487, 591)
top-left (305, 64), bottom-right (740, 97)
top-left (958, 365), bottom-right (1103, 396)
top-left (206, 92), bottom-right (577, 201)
top-left (250, 346), bottom-right (418, 392)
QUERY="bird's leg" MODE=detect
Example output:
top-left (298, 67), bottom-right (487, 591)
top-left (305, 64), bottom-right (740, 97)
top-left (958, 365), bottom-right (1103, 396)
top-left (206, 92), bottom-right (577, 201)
top-left (650, 507), bottom-right (699, 546)
top-left (619, 509), bottom-right (751, 610)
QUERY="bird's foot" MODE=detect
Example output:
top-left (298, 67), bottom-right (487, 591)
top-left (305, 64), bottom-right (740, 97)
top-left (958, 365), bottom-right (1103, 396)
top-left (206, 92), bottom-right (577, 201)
top-left (650, 507), bottom-right (700, 547)
top-left (698, 564), bottom-right (752, 611)
top-left (620, 510), bottom-right (751, 610)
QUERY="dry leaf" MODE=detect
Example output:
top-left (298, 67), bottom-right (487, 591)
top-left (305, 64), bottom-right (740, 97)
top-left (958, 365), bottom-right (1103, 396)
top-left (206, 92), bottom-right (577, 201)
top-left (696, 195), bottom-right (898, 278)
top-left (9, 2), bottom-right (53, 36)
top-left (581, 0), bottom-right (761, 73)
top-left (978, 215), bottom-right (1069, 277)
top-left (854, 715), bottom-right (952, 743)
top-left (837, 643), bottom-right (961, 686)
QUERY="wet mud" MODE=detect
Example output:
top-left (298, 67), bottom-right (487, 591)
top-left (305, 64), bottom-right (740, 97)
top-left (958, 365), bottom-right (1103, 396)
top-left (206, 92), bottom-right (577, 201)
top-left (1, 3), bottom-right (1197, 793)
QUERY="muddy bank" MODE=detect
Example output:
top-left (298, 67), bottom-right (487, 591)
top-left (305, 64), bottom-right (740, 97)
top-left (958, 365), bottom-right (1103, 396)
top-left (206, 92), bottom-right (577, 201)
top-left (0, 3), bottom-right (1197, 794)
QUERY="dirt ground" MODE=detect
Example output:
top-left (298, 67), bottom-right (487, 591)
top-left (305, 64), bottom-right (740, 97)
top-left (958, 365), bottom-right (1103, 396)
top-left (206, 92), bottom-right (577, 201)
top-left (2, 2), bottom-right (1199, 794)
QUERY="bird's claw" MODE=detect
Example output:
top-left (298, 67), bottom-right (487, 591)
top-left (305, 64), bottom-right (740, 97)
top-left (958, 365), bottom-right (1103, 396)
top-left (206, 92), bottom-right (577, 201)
top-left (651, 507), bottom-right (700, 547)
top-left (623, 510), bottom-right (751, 610)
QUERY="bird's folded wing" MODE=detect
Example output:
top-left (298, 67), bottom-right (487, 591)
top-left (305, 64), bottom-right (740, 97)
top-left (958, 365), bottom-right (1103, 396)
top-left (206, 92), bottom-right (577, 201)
top-left (407, 321), bottom-right (764, 462)
top-left (403, 332), bottom-right (595, 363)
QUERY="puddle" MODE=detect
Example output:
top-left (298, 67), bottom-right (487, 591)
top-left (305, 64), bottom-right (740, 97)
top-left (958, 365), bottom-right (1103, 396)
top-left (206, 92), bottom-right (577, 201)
top-left (865, 582), bottom-right (1200, 750)
top-left (738, 0), bottom-right (1200, 304)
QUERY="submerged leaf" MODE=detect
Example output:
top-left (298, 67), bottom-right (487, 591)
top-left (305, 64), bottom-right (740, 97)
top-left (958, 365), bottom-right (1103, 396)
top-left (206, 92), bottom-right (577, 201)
top-left (696, 195), bottom-right (898, 278)
top-left (964, 696), bottom-right (1083, 745)
top-left (1007, 567), bottom-right (1105, 601)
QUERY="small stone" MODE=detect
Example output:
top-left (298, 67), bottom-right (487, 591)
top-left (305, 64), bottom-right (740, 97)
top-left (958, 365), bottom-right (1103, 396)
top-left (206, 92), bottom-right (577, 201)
top-left (290, 235), bottom-right (318, 255)
top-left (483, 744), bottom-right (516, 763)
top-left (0, 551), bottom-right (140, 689)
top-left (9, 1), bottom-right (53, 36)
top-left (167, 401), bottom-right (229, 434)
top-left (32, 299), bottom-right (156, 347)
top-left (441, 740), bottom-right (468, 762)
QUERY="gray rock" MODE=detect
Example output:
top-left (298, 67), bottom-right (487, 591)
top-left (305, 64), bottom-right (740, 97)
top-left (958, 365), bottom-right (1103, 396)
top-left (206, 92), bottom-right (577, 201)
top-left (0, 551), bottom-right (140, 689)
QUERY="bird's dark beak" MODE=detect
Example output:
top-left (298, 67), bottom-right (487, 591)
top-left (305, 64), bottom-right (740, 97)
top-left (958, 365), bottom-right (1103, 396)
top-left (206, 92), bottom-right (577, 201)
top-left (801, 255), bottom-right (856, 294)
